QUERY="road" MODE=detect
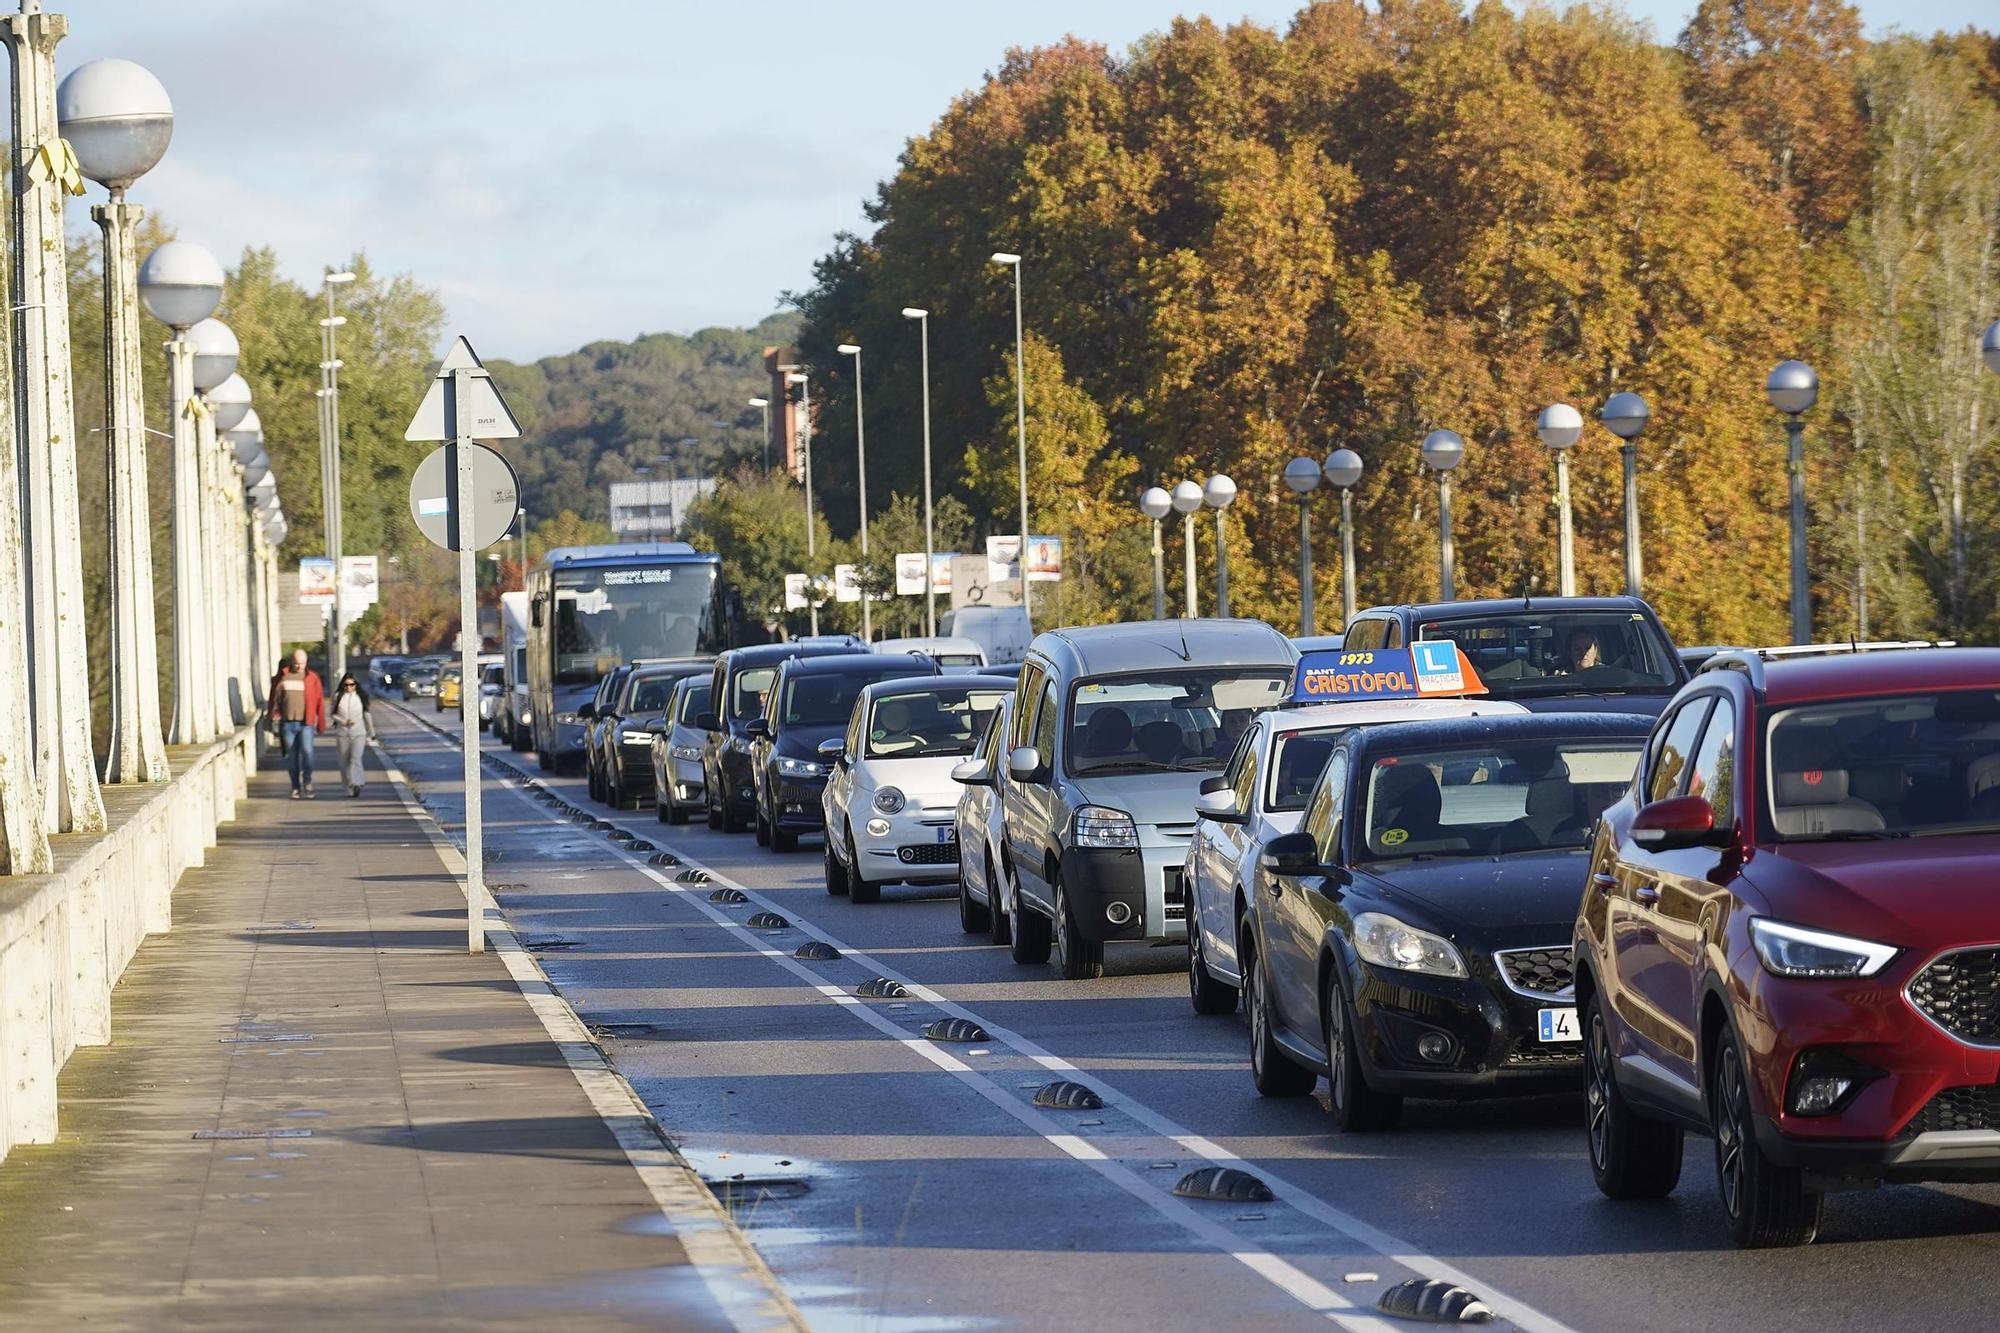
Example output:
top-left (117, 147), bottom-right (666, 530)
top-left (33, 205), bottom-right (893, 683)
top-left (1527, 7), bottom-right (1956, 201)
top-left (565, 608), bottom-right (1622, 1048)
top-left (376, 702), bottom-right (2000, 1332)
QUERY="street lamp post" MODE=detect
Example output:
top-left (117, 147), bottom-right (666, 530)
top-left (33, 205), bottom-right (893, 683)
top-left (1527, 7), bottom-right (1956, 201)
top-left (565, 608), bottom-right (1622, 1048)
top-left (990, 252), bottom-right (1032, 627)
top-left (1170, 480), bottom-right (1204, 618)
top-left (64, 57), bottom-right (174, 785)
top-left (1139, 487), bottom-right (1171, 620)
top-left (141, 252), bottom-right (221, 755)
top-left (1537, 403), bottom-right (1583, 596)
top-left (185, 324), bottom-right (238, 743)
top-left (1323, 449), bottom-right (1363, 625)
top-left (515, 505), bottom-right (527, 590)
top-left (8, 3), bottom-right (104, 836)
top-left (205, 371), bottom-right (251, 726)
top-left (837, 342), bottom-right (872, 641)
top-left (319, 270), bottom-right (355, 680)
top-left (1283, 457), bottom-right (1320, 636)
top-left (1420, 430), bottom-right (1464, 600)
top-left (1204, 475), bottom-right (1236, 617)
top-left (1600, 392), bottom-right (1648, 596)
top-left (1984, 320), bottom-right (2000, 376)
top-left (1766, 361), bottom-right (1819, 645)
top-left (902, 307), bottom-right (938, 636)
top-left (748, 396), bottom-right (770, 473)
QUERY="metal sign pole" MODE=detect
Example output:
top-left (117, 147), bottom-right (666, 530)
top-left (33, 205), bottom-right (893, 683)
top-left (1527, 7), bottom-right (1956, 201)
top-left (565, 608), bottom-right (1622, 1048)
top-left (450, 366), bottom-right (485, 954)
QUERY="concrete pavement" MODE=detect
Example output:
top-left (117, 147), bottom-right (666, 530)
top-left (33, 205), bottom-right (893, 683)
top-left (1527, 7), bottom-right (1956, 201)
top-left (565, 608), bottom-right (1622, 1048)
top-left (0, 735), bottom-right (799, 1330)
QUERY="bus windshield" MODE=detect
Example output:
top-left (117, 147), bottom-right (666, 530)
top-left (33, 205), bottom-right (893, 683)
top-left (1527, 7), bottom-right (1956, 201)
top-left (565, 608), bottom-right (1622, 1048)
top-left (553, 563), bottom-right (716, 684)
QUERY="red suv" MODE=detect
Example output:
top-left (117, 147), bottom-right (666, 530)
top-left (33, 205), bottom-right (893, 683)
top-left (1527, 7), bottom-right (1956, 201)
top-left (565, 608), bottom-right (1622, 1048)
top-left (1575, 645), bottom-right (2000, 1247)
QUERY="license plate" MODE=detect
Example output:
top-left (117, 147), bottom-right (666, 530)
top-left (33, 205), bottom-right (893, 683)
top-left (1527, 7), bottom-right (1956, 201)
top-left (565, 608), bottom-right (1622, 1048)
top-left (936, 826), bottom-right (958, 844)
top-left (1537, 1007), bottom-right (1580, 1043)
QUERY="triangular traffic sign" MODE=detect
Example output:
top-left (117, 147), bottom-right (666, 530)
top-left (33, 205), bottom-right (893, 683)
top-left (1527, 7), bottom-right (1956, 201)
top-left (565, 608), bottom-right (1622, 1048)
top-left (404, 334), bottom-right (522, 441)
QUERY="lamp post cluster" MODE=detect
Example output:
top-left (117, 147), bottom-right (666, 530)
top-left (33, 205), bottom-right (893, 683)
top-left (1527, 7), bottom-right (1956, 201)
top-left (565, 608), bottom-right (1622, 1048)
top-left (1135, 475), bottom-right (1237, 620)
top-left (0, 21), bottom-right (286, 876)
top-left (1282, 450), bottom-right (1364, 634)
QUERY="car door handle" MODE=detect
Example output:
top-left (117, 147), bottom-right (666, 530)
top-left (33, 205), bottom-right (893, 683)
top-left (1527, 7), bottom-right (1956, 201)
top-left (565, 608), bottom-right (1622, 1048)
top-left (1633, 883), bottom-right (1661, 906)
top-left (1592, 871), bottom-right (1617, 897)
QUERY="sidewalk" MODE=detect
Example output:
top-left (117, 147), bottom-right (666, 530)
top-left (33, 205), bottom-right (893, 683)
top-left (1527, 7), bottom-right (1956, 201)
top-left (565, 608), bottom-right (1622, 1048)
top-left (0, 738), bottom-right (796, 1330)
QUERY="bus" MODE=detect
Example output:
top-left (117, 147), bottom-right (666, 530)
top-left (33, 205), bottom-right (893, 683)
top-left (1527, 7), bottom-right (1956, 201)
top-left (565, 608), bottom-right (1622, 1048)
top-left (498, 590), bottom-right (530, 750)
top-left (525, 542), bottom-right (759, 771)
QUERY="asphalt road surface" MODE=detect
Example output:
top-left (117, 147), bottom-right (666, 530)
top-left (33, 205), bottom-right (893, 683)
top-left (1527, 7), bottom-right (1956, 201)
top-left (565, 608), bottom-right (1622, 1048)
top-left (376, 702), bottom-right (2000, 1332)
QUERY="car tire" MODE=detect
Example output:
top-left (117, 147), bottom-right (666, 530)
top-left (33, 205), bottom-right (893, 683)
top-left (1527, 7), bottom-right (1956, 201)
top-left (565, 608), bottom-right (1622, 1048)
top-left (1242, 930), bottom-right (1316, 1098)
top-left (754, 803), bottom-right (771, 847)
top-left (1051, 872), bottom-right (1104, 981)
top-left (1324, 971), bottom-right (1401, 1131)
top-left (666, 796), bottom-right (688, 826)
top-left (848, 837), bottom-right (880, 904)
top-left (705, 791), bottom-right (722, 830)
top-left (1714, 1030), bottom-right (1821, 1248)
top-left (985, 850), bottom-right (1012, 946)
top-left (536, 746), bottom-right (552, 772)
top-left (958, 858), bottom-right (992, 934)
top-left (1008, 867), bottom-right (1052, 965)
top-left (771, 823), bottom-right (798, 854)
top-left (1187, 917), bottom-right (1238, 1016)
top-left (656, 795), bottom-right (670, 824)
top-left (609, 778), bottom-right (625, 811)
top-left (823, 837), bottom-right (850, 897)
top-left (1585, 994), bottom-right (1684, 1200)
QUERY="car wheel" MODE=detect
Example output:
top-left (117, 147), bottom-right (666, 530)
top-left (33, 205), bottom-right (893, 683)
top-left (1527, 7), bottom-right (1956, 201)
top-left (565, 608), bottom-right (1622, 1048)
top-left (1187, 915), bottom-right (1238, 1016)
top-left (848, 836), bottom-right (880, 904)
top-left (1324, 971), bottom-right (1401, 1130)
top-left (1007, 866), bottom-right (1051, 965)
top-left (656, 794), bottom-right (670, 824)
top-left (958, 855), bottom-right (992, 934)
top-left (1584, 994), bottom-right (1684, 1200)
top-left (985, 850), bottom-right (1012, 946)
top-left (1714, 1030), bottom-right (1821, 1247)
top-left (1242, 930), bottom-right (1315, 1098)
top-left (754, 803), bottom-right (771, 847)
top-left (823, 837), bottom-right (849, 897)
top-left (721, 795), bottom-right (747, 834)
top-left (666, 795), bottom-right (688, 826)
top-left (1051, 871), bottom-right (1104, 980)
top-left (536, 746), bottom-right (552, 772)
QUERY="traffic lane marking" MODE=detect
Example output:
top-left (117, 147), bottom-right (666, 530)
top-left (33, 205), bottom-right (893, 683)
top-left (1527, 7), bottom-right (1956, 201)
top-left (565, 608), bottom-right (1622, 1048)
top-left (388, 718), bottom-right (1398, 1328)
top-left (399, 717), bottom-right (1571, 1333)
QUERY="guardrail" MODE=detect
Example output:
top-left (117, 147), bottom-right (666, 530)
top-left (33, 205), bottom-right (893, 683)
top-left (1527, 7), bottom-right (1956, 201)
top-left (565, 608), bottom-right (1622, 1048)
top-left (0, 727), bottom-right (258, 1163)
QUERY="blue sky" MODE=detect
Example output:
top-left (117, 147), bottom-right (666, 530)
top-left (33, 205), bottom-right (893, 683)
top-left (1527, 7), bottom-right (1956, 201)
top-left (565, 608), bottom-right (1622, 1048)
top-left (44, 0), bottom-right (1975, 360)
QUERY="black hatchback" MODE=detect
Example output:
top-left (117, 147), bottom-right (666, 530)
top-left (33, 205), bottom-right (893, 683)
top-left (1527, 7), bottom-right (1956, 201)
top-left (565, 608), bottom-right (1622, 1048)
top-left (1242, 712), bottom-right (1651, 1130)
top-left (747, 654), bottom-right (940, 851)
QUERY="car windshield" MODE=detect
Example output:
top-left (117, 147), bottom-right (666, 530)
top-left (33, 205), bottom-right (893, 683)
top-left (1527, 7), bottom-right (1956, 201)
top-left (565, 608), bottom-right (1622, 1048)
top-left (780, 667), bottom-right (920, 728)
top-left (731, 666), bottom-right (776, 720)
top-left (552, 563), bottom-right (717, 685)
top-left (677, 680), bottom-right (712, 724)
top-left (627, 675), bottom-right (679, 714)
top-left (1268, 728), bottom-right (1352, 812)
top-left (1766, 689), bottom-right (2000, 841)
top-left (1359, 741), bottom-right (1642, 861)
top-left (866, 686), bottom-right (1012, 758)
top-left (1068, 670), bottom-right (1289, 775)
top-left (1414, 612), bottom-right (1678, 700)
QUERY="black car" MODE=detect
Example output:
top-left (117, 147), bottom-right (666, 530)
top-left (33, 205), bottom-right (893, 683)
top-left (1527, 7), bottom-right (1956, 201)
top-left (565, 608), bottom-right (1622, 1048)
top-left (700, 641), bottom-right (865, 831)
top-left (748, 654), bottom-right (941, 851)
top-left (1241, 712), bottom-right (1651, 1130)
top-left (593, 660), bottom-right (710, 810)
top-left (581, 664), bottom-right (636, 803)
top-left (1340, 596), bottom-right (1687, 716)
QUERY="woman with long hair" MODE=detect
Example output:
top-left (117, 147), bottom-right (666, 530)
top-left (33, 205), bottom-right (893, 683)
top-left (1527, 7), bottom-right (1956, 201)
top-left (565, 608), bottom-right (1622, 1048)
top-left (330, 672), bottom-right (376, 796)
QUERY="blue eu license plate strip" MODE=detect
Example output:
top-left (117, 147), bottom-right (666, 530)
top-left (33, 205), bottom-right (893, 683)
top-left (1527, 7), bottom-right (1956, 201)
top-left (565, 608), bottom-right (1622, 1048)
top-left (1538, 1007), bottom-right (1579, 1042)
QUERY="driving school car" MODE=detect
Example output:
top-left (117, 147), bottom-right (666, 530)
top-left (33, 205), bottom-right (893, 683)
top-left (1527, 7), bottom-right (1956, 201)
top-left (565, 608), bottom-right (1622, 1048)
top-left (1185, 644), bottom-right (1526, 1015)
top-left (1242, 710), bottom-right (1651, 1130)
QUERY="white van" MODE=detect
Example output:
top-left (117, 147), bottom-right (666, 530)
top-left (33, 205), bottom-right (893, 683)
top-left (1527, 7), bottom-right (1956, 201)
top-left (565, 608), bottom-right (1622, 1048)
top-left (499, 590), bottom-right (531, 750)
top-left (874, 636), bottom-right (989, 674)
top-left (938, 607), bottom-right (1033, 668)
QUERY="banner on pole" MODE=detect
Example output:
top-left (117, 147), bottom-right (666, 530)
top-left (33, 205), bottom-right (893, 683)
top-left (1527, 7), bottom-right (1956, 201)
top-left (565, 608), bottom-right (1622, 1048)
top-left (783, 573), bottom-right (808, 610)
top-left (985, 535), bottom-right (1021, 584)
top-left (340, 555), bottom-right (379, 613)
top-left (1025, 536), bottom-right (1063, 582)
top-left (930, 552), bottom-right (956, 595)
top-left (298, 557), bottom-right (336, 606)
top-left (834, 564), bottom-right (861, 604)
top-left (894, 553), bottom-right (927, 596)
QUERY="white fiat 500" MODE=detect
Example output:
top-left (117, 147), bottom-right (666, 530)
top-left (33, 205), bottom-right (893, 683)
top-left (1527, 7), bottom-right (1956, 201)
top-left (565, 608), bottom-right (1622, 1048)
top-left (1184, 671), bottom-right (1524, 1015)
top-left (823, 676), bottom-right (1016, 904)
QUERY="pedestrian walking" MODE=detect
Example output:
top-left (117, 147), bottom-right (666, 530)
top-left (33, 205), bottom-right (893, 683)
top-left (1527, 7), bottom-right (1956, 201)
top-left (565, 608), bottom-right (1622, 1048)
top-left (330, 672), bottom-right (377, 797)
top-left (267, 648), bottom-right (325, 798)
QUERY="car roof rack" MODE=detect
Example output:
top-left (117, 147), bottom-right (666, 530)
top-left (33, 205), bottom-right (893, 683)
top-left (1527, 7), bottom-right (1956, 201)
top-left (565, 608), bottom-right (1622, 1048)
top-left (1699, 640), bottom-right (1956, 696)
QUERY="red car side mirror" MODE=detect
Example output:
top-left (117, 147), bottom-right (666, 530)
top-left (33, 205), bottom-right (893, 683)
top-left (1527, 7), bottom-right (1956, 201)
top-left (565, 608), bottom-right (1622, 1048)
top-left (1631, 794), bottom-right (1726, 851)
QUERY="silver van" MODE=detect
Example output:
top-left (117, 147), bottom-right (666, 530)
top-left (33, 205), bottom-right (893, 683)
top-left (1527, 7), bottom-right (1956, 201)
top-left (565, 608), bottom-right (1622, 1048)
top-left (974, 619), bottom-right (1296, 979)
